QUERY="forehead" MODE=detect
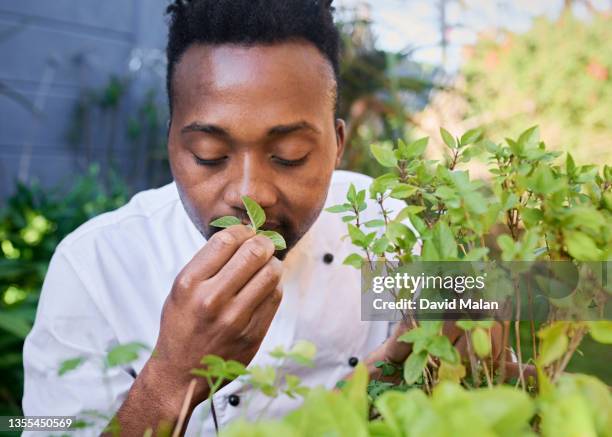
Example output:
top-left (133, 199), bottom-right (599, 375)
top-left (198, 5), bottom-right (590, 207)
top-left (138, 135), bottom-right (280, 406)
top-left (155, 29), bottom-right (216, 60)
top-left (171, 41), bottom-right (336, 120)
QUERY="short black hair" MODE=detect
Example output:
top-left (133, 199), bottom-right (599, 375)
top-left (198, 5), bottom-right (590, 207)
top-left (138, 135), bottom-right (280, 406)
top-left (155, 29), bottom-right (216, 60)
top-left (165, 0), bottom-right (340, 115)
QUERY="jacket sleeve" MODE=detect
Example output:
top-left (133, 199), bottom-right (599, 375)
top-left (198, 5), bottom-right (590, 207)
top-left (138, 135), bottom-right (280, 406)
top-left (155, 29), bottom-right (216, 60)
top-left (22, 248), bottom-right (134, 436)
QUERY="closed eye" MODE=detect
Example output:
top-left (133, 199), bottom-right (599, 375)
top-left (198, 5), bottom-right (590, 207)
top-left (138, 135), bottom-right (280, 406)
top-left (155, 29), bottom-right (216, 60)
top-left (193, 154), bottom-right (227, 166)
top-left (273, 154), bottom-right (309, 167)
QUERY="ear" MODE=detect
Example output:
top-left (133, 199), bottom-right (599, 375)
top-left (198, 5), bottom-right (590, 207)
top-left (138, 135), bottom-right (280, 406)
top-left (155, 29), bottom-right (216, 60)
top-left (334, 118), bottom-right (346, 168)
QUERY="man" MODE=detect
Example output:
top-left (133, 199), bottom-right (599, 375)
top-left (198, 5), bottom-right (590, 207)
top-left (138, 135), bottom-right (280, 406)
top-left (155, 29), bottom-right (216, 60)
top-left (23, 1), bottom-right (503, 435)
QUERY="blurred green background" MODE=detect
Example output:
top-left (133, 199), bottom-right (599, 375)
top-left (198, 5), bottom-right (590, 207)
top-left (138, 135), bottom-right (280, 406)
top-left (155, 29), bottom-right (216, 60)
top-left (1, 0), bottom-right (610, 416)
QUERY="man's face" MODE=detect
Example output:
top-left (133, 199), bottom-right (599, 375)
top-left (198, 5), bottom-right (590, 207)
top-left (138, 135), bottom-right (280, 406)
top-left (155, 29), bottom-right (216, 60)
top-left (168, 41), bottom-right (345, 259)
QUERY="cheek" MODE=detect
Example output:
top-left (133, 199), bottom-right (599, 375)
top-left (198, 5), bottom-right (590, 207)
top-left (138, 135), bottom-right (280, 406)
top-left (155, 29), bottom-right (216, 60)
top-left (169, 145), bottom-right (223, 219)
top-left (284, 161), bottom-right (334, 225)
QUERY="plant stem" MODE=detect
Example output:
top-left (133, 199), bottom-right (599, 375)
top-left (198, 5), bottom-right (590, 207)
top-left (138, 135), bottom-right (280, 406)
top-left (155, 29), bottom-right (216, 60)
top-left (172, 378), bottom-right (197, 437)
top-left (552, 326), bottom-right (586, 383)
top-left (514, 277), bottom-right (526, 390)
top-left (482, 358), bottom-right (493, 388)
top-left (466, 331), bottom-right (481, 387)
top-left (500, 320), bottom-right (510, 383)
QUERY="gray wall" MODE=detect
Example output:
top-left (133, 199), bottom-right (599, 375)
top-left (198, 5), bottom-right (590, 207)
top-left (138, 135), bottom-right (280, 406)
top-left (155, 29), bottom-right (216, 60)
top-left (0, 0), bottom-right (170, 199)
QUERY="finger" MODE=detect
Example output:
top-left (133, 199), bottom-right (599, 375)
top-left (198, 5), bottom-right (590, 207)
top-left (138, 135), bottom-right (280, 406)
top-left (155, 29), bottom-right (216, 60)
top-left (209, 234), bottom-right (275, 296)
top-left (181, 225), bottom-right (255, 282)
top-left (232, 257), bottom-right (282, 317)
top-left (242, 286), bottom-right (283, 343)
top-left (385, 322), bottom-right (414, 364)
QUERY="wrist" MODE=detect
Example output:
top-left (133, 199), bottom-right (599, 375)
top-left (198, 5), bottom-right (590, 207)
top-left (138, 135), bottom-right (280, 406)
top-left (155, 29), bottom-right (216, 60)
top-left (134, 356), bottom-right (204, 419)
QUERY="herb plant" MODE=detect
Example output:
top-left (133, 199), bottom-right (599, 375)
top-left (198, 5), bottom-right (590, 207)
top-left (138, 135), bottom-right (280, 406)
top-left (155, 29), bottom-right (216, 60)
top-left (218, 126), bottom-right (612, 436)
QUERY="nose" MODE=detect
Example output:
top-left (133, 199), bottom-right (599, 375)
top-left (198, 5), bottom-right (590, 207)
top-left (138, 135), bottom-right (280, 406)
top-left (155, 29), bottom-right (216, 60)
top-left (223, 152), bottom-right (278, 212)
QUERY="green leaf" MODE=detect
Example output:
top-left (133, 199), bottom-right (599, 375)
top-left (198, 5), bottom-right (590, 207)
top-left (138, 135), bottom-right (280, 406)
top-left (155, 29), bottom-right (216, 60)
top-left (390, 183), bottom-right (418, 199)
top-left (386, 222), bottom-right (415, 248)
top-left (105, 342), bottom-right (148, 368)
top-left (347, 183), bottom-right (357, 203)
top-left (58, 357), bottom-right (86, 376)
top-left (343, 253), bottom-right (363, 269)
top-left (438, 361), bottom-right (466, 384)
top-left (356, 189), bottom-right (366, 206)
top-left (463, 247), bottom-right (489, 261)
top-left (537, 322), bottom-right (569, 366)
top-left (497, 234), bottom-right (516, 260)
top-left (521, 208), bottom-right (543, 227)
top-left (427, 336), bottom-right (459, 364)
top-left (288, 340), bottom-right (317, 367)
top-left (527, 165), bottom-right (564, 195)
top-left (588, 321), bottom-right (612, 344)
top-left (456, 320), bottom-right (476, 331)
top-left (474, 386), bottom-right (535, 435)
top-left (395, 205), bottom-right (425, 222)
top-left (398, 329), bottom-right (427, 345)
top-left (421, 222), bottom-right (457, 260)
top-left (517, 126), bottom-right (540, 150)
top-left (325, 204), bottom-right (353, 213)
top-left (566, 153), bottom-right (576, 175)
top-left (483, 140), bottom-right (500, 154)
top-left (370, 173), bottom-right (398, 197)
top-left (348, 224), bottom-right (367, 247)
top-left (370, 143), bottom-right (398, 168)
top-left (460, 128), bottom-right (482, 146)
top-left (224, 360), bottom-right (248, 378)
top-left (364, 219), bottom-right (385, 228)
top-left (341, 363), bottom-right (369, 419)
top-left (563, 230), bottom-right (603, 261)
top-left (471, 328), bottom-right (491, 358)
top-left (406, 137), bottom-right (429, 158)
top-left (241, 195), bottom-right (266, 229)
top-left (269, 345), bottom-right (287, 359)
top-left (403, 351), bottom-right (428, 384)
top-left (440, 127), bottom-right (456, 148)
top-left (209, 216), bottom-right (241, 228)
top-left (420, 321), bottom-right (443, 337)
top-left (257, 230), bottom-right (286, 250)
top-left (249, 365), bottom-right (278, 396)
top-left (371, 236), bottom-right (390, 254)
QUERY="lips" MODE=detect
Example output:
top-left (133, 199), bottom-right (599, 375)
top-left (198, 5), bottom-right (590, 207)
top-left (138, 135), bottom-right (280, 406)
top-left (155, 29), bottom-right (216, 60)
top-left (262, 221), bottom-right (281, 230)
top-left (237, 219), bottom-right (280, 230)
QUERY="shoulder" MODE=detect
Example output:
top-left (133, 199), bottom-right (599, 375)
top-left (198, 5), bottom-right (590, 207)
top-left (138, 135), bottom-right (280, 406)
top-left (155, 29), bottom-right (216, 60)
top-left (57, 181), bottom-right (182, 253)
top-left (329, 170), bottom-right (373, 191)
top-left (326, 170), bottom-right (373, 206)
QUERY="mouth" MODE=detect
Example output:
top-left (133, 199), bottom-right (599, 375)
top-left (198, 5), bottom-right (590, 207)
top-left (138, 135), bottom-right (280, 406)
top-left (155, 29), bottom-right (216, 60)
top-left (236, 219), bottom-right (281, 231)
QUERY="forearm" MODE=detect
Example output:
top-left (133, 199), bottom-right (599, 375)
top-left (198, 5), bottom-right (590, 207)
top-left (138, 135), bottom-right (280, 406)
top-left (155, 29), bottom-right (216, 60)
top-left (101, 359), bottom-right (205, 437)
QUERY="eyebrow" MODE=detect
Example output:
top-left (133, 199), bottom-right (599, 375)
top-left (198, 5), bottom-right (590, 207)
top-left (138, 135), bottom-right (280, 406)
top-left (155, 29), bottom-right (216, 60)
top-left (180, 120), bottom-right (321, 138)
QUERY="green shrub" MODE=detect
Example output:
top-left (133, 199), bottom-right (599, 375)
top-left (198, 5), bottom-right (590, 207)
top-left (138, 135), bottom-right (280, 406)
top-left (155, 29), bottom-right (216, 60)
top-left (0, 165), bottom-right (128, 414)
top-left (462, 12), bottom-right (612, 164)
top-left (219, 126), bottom-right (612, 436)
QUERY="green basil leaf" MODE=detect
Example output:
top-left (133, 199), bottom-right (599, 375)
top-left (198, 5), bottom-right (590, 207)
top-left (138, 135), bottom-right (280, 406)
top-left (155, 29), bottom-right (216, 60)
top-left (242, 195), bottom-right (266, 229)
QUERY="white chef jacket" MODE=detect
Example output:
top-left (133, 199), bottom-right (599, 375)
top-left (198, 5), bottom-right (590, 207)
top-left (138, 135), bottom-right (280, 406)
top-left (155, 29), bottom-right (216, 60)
top-left (22, 170), bottom-right (407, 436)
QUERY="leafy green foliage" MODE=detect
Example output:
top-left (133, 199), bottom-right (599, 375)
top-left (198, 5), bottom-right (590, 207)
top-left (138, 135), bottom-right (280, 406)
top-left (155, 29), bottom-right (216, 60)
top-left (0, 165), bottom-right (128, 415)
top-left (462, 11), bottom-right (612, 164)
top-left (322, 126), bottom-right (611, 434)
